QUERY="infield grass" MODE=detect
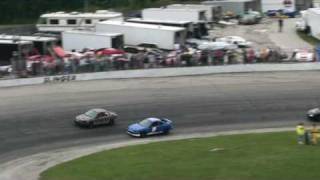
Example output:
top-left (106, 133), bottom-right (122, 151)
top-left (40, 132), bottom-right (320, 180)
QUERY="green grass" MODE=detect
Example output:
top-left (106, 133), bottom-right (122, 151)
top-left (40, 132), bottom-right (320, 180)
top-left (297, 31), bottom-right (320, 46)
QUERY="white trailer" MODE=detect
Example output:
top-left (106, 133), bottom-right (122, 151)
top-left (142, 8), bottom-right (207, 23)
top-left (202, 0), bottom-right (261, 15)
top-left (0, 35), bottom-right (57, 55)
top-left (315, 0), bottom-right (320, 8)
top-left (142, 8), bottom-right (208, 38)
top-left (306, 8), bottom-right (320, 40)
top-left (96, 21), bottom-right (186, 50)
top-left (62, 30), bottom-right (124, 51)
top-left (261, 0), bottom-right (296, 12)
top-left (126, 18), bottom-right (194, 38)
top-left (37, 10), bottom-right (123, 33)
top-left (166, 4), bottom-right (222, 22)
top-left (0, 40), bottom-right (33, 66)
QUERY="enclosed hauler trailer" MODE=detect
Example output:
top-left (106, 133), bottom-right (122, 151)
top-left (261, 0), bottom-right (295, 12)
top-left (295, 0), bottom-right (313, 11)
top-left (315, 0), bottom-right (320, 8)
top-left (202, 0), bottom-right (262, 16)
top-left (0, 40), bottom-right (32, 66)
top-left (96, 21), bottom-right (186, 50)
top-left (306, 8), bottom-right (320, 40)
top-left (142, 8), bottom-right (208, 38)
top-left (62, 30), bottom-right (124, 51)
top-left (166, 4), bottom-right (222, 23)
top-left (37, 10), bottom-right (123, 33)
top-left (0, 35), bottom-right (57, 55)
top-left (142, 8), bottom-right (207, 23)
top-left (126, 18), bottom-right (194, 38)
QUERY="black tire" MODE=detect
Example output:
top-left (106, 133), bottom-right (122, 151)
top-left (88, 122), bottom-right (94, 129)
top-left (109, 119), bottom-right (115, 125)
top-left (140, 132), bottom-right (146, 138)
top-left (163, 130), bottom-right (170, 135)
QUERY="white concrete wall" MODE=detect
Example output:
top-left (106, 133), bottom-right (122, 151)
top-left (2, 63), bottom-right (320, 88)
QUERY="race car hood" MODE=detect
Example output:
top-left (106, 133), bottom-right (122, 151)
top-left (128, 123), bottom-right (147, 133)
top-left (75, 114), bottom-right (93, 122)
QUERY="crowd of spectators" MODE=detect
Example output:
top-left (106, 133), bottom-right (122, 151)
top-left (25, 46), bottom-right (289, 77)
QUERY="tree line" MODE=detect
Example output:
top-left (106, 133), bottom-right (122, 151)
top-left (0, 0), bottom-right (199, 24)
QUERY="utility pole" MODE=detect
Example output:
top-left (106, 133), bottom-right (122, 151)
top-left (84, 0), bottom-right (89, 12)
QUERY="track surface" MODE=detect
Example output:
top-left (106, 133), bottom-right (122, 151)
top-left (1, 71), bottom-right (319, 163)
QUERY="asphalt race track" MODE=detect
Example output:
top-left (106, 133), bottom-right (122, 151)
top-left (1, 71), bottom-right (320, 164)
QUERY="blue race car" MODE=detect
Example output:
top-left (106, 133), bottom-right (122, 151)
top-left (127, 117), bottom-right (173, 137)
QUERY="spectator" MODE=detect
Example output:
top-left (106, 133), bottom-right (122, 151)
top-left (311, 124), bottom-right (319, 145)
top-left (247, 49), bottom-right (255, 63)
top-left (148, 53), bottom-right (157, 68)
top-left (200, 51), bottom-right (208, 65)
top-left (278, 18), bottom-right (284, 32)
top-left (242, 49), bottom-right (248, 64)
top-left (214, 50), bottom-right (224, 65)
top-left (296, 123), bottom-right (305, 145)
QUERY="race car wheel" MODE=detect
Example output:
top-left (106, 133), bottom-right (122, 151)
top-left (163, 130), bottom-right (170, 135)
top-left (140, 132), bottom-right (146, 138)
top-left (109, 119), bottom-right (115, 125)
top-left (88, 122), bottom-right (94, 128)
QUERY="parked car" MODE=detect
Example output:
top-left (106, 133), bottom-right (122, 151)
top-left (282, 9), bottom-right (297, 18)
top-left (295, 20), bottom-right (306, 32)
top-left (216, 36), bottom-right (252, 48)
top-left (127, 117), bottom-right (173, 137)
top-left (198, 41), bottom-right (238, 51)
top-left (307, 108), bottom-right (320, 121)
top-left (266, 9), bottom-right (296, 18)
top-left (248, 11), bottom-right (262, 20)
top-left (238, 11), bottom-right (261, 25)
top-left (74, 109), bottom-right (118, 128)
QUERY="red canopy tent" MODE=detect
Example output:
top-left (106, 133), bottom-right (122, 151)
top-left (53, 46), bottom-right (67, 58)
top-left (96, 48), bottom-right (125, 56)
top-left (27, 55), bottom-right (42, 62)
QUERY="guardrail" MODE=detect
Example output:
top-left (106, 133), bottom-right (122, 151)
top-left (1, 62), bottom-right (320, 88)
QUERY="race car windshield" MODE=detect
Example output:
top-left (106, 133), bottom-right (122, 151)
top-left (85, 110), bottom-right (97, 118)
top-left (139, 119), bottom-right (152, 127)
